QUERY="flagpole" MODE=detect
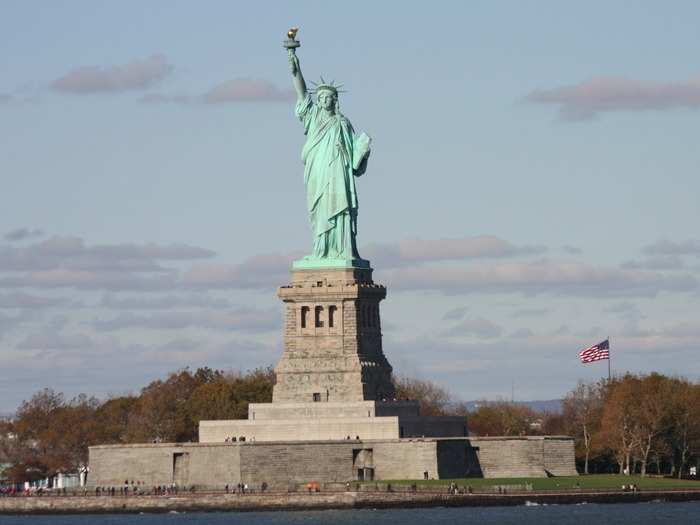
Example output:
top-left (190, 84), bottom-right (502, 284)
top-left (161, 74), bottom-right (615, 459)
top-left (607, 336), bottom-right (611, 382)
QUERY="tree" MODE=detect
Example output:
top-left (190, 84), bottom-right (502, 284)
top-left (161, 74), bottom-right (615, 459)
top-left (187, 381), bottom-right (239, 424)
top-left (562, 380), bottom-right (604, 474)
top-left (125, 368), bottom-right (206, 443)
top-left (3, 389), bottom-right (100, 479)
top-left (40, 395), bottom-right (100, 472)
top-left (94, 396), bottom-right (139, 444)
top-left (1, 365), bottom-right (278, 482)
top-left (13, 388), bottom-right (65, 442)
top-left (225, 366), bottom-right (275, 419)
top-left (393, 376), bottom-right (451, 416)
top-left (666, 379), bottom-right (700, 477)
top-left (541, 411), bottom-right (568, 436)
top-left (468, 401), bottom-right (537, 436)
top-left (597, 375), bottom-right (641, 474)
top-left (632, 374), bottom-right (674, 476)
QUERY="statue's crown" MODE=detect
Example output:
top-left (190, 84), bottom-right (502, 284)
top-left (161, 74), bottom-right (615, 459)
top-left (309, 77), bottom-right (345, 96)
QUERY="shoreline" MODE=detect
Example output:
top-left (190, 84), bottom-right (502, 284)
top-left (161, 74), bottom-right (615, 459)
top-left (2, 489), bottom-right (700, 514)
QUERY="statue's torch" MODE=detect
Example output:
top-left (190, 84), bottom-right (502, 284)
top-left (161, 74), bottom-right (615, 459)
top-left (283, 27), bottom-right (300, 57)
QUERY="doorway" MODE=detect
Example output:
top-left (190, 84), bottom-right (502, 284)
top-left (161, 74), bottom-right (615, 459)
top-left (173, 452), bottom-right (189, 485)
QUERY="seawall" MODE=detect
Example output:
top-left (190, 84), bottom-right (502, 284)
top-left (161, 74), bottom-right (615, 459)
top-left (2, 489), bottom-right (700, 514)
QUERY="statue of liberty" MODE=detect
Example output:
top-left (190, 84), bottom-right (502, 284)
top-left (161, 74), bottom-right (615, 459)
top-left (285, 28), bottom-right (371, 269)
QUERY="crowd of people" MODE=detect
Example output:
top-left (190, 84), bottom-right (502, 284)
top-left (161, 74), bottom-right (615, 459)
top-left (0, 486), bottom-right (71, 497)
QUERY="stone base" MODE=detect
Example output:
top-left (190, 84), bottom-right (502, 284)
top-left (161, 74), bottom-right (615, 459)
top-left (469, 436), bottom-right (579, 477)
top-left (199, 416), bottom-right (401, 443)
top-left (87, 436), bottom-right (577, 488)
top-left (249, 400), bottom-right (419, 420)
top-left (199, 401), bottom-right (467, 443)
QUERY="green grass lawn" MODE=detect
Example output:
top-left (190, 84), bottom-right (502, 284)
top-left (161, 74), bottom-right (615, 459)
top-left (384, 474), bottom-right (700, 491)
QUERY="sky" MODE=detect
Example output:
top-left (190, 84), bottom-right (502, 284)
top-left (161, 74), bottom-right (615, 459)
top-left (1, 1), bottom-right (700, 412)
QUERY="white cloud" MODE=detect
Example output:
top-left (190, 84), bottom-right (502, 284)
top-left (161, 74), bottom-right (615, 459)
top-left (510, 308), bottom-right (549, 318)
top-left (444, 317), bottom-right (503, 338)
top-left (4, 228), bottom-right (43, 242)
top-left (621, 256), bottom-right (685, 270)
top-left (364, 235), bottom-right (546, 267)
top-left (387, 327), bottom-right (700, 402)
top-left (0, 236), bottom-right (214, 272)
top-left (140, 93), bottom-right (195, 105)
top-left (525, 73), bottom-right (700, 120)
top-left (642, 239), bottom-right (700, 257)
top-left (92, 307), bottom-right (278, 333)
top-left (182, 252), bottom-right (293, 289)
top-left (562, 245), bottom-right (582, 255)
top-left (441, 306), bottom-right (468, 321)
top-left (509, 328), bottom-right (535, 338)
top-left (605, 301), bottom-right (645, 322)
top-left (384, 259), bottom-right (698, 297)
top-left (0, 269), bottom-right (176, 291)
top-left (203, 79), bottom-right (293, 103)
top-left (141, 79), bottom-right (293, 105)
top-left (16, 332), bottom-right (96, 351)
top-left (0, 236), bottom-right (217, 291)
top-left (0, 333), bottom-right (279, 411)
top-left (174, 237), bottom-right (547, 290)
top-left (0, 292), bottom-right (71, 309)
top-left (99, 293), bottom-right (229, 310)
top-left (52, 54), bottom-right (173, 93)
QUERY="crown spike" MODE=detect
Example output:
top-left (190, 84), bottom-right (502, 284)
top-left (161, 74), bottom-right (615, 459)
top-left (312, 76), bottom-right (346, 96)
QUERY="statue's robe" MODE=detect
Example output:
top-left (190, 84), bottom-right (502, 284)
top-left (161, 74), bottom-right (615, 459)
top-left (296, 94), bottom-right (369, 259)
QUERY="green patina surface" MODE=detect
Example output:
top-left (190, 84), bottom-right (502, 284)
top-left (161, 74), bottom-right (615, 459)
top-left (384, 474), bottom-right (700, 491)
top-left (286, 30), bottom-right (371, 270)
top-left (292, 257), bottom-right (370, 270)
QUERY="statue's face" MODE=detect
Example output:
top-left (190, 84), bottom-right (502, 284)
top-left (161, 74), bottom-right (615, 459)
top-left (317, 90), bottom-right (336, 111)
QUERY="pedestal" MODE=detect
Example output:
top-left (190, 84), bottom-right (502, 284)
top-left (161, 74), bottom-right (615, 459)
top-left (273, 266), bottom-right (395, 403)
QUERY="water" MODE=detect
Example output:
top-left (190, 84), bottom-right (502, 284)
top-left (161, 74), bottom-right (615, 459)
top-left (2, 502), bottom-right (699, 525)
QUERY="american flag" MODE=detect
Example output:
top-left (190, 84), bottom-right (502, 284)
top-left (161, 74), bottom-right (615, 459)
top-left (579, 339), bottom-right (610, 363)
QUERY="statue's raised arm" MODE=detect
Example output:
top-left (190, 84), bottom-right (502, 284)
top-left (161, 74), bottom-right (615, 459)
top-left (284, 27), bottom-right (307, 101)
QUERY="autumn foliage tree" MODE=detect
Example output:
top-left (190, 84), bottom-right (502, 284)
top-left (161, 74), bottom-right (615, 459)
top-left (3, 366), bottom-right (700, 482)
top-left (561, 380), bottom-right (605, 474)
top-left (393, 375), bottom-right (452, 416)
top-left (1, 390), bottom-right (100, 482)
top-left (467, 401), bottom-right (538, 437)
top-left (564, 373), bottom-right (700, 476)
top-left (1, 367), bottom-right (275, 482)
